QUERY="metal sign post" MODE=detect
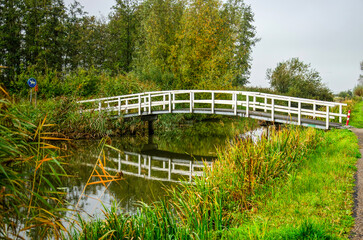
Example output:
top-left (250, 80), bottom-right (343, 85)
top-left (27, 78), bottom-right (37, 105)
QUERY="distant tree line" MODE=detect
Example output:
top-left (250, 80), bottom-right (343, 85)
top-left (0, 0), bottom-right (258, 92)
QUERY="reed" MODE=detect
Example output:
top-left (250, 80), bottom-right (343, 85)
top-left (0, 87), bottom-right (70, 239)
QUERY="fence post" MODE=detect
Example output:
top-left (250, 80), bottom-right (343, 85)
top-left (148, 156), bottom-right (151, 178)
top-left (211, 92), bottom-right (215, 114)
top-left (234, 93), bottom-right (237, 115)
top-left (144, 95), bottom-right (147, 112)
top-left (253, 95), bottom-right (256, 111)
top-left (118, 97), bottom-right (121, 116)
top-left (264, 97), bottom-right (267, 112)
top-left (339, 105), bottom-right (342, 123)
top-left (126, 99), bottom-right (129, 114)
top-left (148, 93), bottom-right (151, 114)
top-left (169, 92), bottom-right (172, 113)
top-left (172, 93), bottom-right (175, 109)
top-left (163, 94), bottom-right (166, 110)
top-left (190, 91), bottom-right (193, 113)
top-left (246, 94), bottom-right (249, 117)
top-left (138, 94), bottom-right (141, 115)
top-left (98, 101), bottom-right (101, 113)
top-left (288, 99), bottom-right (291, 115)
top-left (326, 106), bottom-right (330, 129)
top-left (271, 99), bottom-right (275, 121)
top-left (313, 103), bottom-right (316, 119)
top-left (298, 102), bottom-right (301, 125)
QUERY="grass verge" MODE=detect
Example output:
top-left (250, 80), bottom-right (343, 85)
top-left (225, 128), bottom-right (359, 239)
top-left (350, 100), bottom-right (363, 128)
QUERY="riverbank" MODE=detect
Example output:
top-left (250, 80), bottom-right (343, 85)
top-left (69, 127), bottom-right (359, 239)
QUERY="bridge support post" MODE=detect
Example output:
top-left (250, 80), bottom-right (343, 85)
top-left (142, 115), bottom-right (158, 135)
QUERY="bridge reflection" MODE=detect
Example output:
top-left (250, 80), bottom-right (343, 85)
top-left (87, 148), bottom-right (214, 183)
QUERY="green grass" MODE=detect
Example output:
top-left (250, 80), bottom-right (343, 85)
top-left (350, 100), bottom-right (363, 128)
top-left (225, 129), bottom-right (359, 239)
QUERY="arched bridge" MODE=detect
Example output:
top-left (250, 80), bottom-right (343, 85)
top-left (78, 90), bottom-right (347, 129)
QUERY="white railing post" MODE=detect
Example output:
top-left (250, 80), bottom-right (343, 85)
top-left (211, 92), bottom-right (215, 114)
top-left (163, 94), bottom-right (166, 110)
top-left (246, 94), bottom-right (249, 117)
top-left (144, 95), bottom-right (147, 112)
top-left (288, 99), bottom-right (291, 115)
top-left (339, 105), bottom-right (342, 123)
top-left (234, 93), bottom-right (237, 115)
top-left (253, 95), bottom-right (256, 111)
top-left (98, 101), bottom-right (101, 112)
top-left (313, 103), bottom-right (316, 119)
top-left (326, 106), bottom-right (330, 129)
top-left (138, 154), bottom-right (141, 175)
top-left (298, 102), bottom-right (301, 125)
top-left (118, 97), bottom-right (121, 116)
top-left (138, 94), bottom-right (141, 115)
top-left (148, 156), bottom-right (151, 178)
top-left (189, 161), bottom-right (193, 182)
top-left (118, 152), bottom-right (121, 171)
top-left (168, 159), bottom-right (171, 180)
top-left (271, 98), bottom-right (275, 121)
top-left (148, 93), bottom-right (151, 114)
top-left (126, 99), bottom-right (129, 114)
top-left (264, 97), bottom-right (267, 112)
top-left (169, 92), bottom-right (172, 113)
top-left (190, 91), bottom-right (193, 113)
top-left (172, 93), bottom-right (175, 109)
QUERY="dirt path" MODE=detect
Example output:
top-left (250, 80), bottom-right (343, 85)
top-left (352, 128), bottom-right (363, 239)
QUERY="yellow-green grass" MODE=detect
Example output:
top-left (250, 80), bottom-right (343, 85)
top-left (350, 100), bottom-right (363, 128)
top-left (224, 129), bottom-right (359, 239)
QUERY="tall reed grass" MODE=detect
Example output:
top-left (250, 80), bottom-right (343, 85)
top-left (0, 87), bottom-right (70, 239)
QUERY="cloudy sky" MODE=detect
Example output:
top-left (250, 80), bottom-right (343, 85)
top-left (64, 0), bottom-right (363, 93)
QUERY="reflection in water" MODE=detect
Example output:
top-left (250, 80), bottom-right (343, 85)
top-left (65, 120), bottom-right (262, 218)
top-left (66, 135), bottom-right (218, 217)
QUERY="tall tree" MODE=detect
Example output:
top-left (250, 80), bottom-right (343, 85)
top-left (106, 0), bottom-right (139, 72)
top-left (0, 0), bottom-right (23, 89)
top-left (267, 58), bottom-right (333, 101)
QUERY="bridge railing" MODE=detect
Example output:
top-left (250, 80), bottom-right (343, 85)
top-left (77, 90), bottom-right (347, 129)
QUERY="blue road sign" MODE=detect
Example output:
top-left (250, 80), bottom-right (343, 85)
top-left (27, 78), bottom-right (37, 88)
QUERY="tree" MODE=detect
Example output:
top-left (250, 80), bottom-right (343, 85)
top-left (0, 0), bottom-right (23, 89)
top-left (267, 58), bottom-right (333, 101)
top-left (358, 61), bottom-right (363, 86)
top-left (169, 0), bottom-right (257, 89)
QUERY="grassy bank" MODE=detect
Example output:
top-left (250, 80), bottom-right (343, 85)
top-left (70, 126), bottom-right (359, 239)
top-left (349, 100), bottom-right (363, 128)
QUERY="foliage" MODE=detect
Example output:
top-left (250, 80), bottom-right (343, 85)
top-left (1, 0), bottom-right (257, 92)
top-left (349, 100), bottom-right (363, 128)
top-left (354, 85), bottom-right (363, 97)
top-left (228, 129), bottom-right (358, 239)
top-left (336, 90), bottom-right (353, 99)
top-left (267, 58), bottom-right (334, 101)
top-left (0, 87), bottom-right (70, 239)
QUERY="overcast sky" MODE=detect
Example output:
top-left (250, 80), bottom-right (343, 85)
top-left (64, 0), bottom-right (363, 93)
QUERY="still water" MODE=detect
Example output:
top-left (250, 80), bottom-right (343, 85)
top-left (65, 119), bottom-right (261, 218)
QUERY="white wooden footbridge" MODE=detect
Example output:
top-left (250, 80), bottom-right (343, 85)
top-left (78, 90), bottom-right (347, 129)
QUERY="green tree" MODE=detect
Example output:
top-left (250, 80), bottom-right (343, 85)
top-left (105, 0), bottom-right (140, 72)
top-left (0, 0), bottom-right (23, 89)
top-left (169, 0), bottom-right (257, 89)
top-left (267, 58), bottom-right (333, 101)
